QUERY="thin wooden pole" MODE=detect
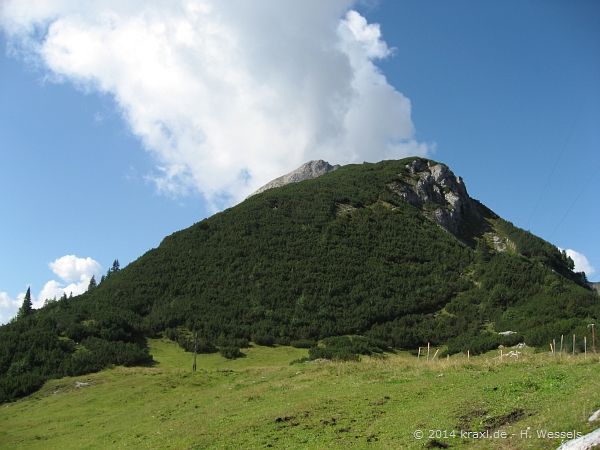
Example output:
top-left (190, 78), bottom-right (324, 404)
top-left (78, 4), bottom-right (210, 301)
top-left (585, 336), bottom-right (587, 359)
top-left (427, 342), bottom-right (430, 361)
top-left (592, 324), bottom-right (596, 354)
top-left (467, 350), bottom-right (470, 361)
top-left (193, 332), bottom-right (198, 372)
top-left (417, 347), bottom-right (421, 360)
top-left (573, 334), bottom-right (576, 356)
top-left (553, 339), bottom-right (556, 357)
top-left (560, 335), bottom-right (564, 358)
top-left (432, 349), bottom-right (439, 360)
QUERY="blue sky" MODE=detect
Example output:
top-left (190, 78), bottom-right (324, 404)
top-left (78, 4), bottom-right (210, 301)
top-left (1, 0), bottom-right (599, 323)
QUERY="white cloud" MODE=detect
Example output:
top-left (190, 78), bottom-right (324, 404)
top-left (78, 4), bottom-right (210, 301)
top-left (564, 249), bottom-right (595, 276)
top-left (0, 291), bottom-right (24, 325)
top-left (37, 280), bottom-right (64, 306)
top-left (0, 256), bottom-right (101, 323)
top-left (1, 0), bottom-right (433, 208)
top-left (37, 255), bottom-right (102, 307)
top-left (48, 254), bottom-right (102, 284)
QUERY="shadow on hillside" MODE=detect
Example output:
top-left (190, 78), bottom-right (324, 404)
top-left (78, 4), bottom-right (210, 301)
top-left (456, 200), bottom-right (498, 248)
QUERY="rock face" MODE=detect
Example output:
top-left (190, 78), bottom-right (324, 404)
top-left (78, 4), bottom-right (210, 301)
top-left (589, 282), bottom-right (600, 295)
top-left (247, 160), bottom-right (340, 198)
top-left (388, 159), bottom-right (479, 237)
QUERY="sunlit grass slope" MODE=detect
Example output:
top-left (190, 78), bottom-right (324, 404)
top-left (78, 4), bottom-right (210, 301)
top-left (1, 339), bottom-right (599, 449)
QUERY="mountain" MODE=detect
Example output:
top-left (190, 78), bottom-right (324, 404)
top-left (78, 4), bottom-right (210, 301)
top-left (1, 157), bottom-right (597, 403)
top-left (247, 159), bottom-right (340, 198)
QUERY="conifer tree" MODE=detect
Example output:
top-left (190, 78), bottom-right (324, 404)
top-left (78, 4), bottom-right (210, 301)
top-left (88, 275), bottom-right (97, 291)
top-left (18, 287), bottom-right (33, 319)
top-left (105, 259), bottom-right (120, 279)
top-left (475, 237), bottom-right (493, 263)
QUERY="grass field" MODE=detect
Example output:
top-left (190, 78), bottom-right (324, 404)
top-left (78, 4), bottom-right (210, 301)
top-left (1, 339), bottom-right (599, 449)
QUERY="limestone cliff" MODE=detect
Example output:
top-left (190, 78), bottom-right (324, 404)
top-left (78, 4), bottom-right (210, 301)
top-left (247, 160), bottom-right (340, 198)
top-left (388, 159), bottom-right (480, 236)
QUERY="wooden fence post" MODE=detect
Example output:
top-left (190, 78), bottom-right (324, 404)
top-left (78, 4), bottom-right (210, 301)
top-left (193, 332), bottom-right (198, 372)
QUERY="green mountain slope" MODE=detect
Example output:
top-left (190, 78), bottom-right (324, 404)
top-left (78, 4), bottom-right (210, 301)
top-left (1, 158), bottom-right (597, 403)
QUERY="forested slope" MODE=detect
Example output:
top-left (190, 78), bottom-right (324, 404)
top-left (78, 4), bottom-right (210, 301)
top-left (1, 158), bottom-right (597, 403)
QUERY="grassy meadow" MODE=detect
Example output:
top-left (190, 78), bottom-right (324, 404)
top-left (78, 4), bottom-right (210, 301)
top-left (1, 339), bottom-right (599, 449)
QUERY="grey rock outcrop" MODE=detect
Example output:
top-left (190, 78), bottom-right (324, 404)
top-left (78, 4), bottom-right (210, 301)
top-left (556, 427), bottom-right (600, 450)
top-left (388, 159), bottom-right (478, 236)
top-left (247, 160), bottom-right (340, 198)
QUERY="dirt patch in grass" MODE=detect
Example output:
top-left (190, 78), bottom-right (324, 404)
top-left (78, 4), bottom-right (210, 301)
top-left (456, 406), bottom-right (488, 431)
top-left (456, 405), bottom-right (527, 431)
top-left (274, 415), bottom-right (296, 423)
top-left (427, 439), bottom-right (449, 448)
top-left (483, 408), bottom-right (526, 430)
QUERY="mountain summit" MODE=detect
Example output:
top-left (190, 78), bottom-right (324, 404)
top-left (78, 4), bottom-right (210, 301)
top-left (247, 159), bottom-right (340, 198)
top-left (250, 158), bottom-right (484, 246)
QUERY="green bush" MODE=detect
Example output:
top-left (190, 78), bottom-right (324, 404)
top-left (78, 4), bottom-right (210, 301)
top-left (322, 335), bottom-right (387, 355)
top-left (290, 339), bottom-right (317, 348)
top-left (331, 348), bottom-right (361, 362)
top-left (251, 333), bottom-right (275, 346)
top-left (275, 336), bottom-right (291, 346)
top-left (216, 336), bottom-right (250, 348)
top-left (64, 323), bottom-right (93, 342)
top-left (219, 346), bottom-right (243, 359)
top-left (308, 346), bottom-right (333, 360)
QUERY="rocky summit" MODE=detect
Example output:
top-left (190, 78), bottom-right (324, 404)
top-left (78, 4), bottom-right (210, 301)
top-left (247, 159), bottom-right (340, 198)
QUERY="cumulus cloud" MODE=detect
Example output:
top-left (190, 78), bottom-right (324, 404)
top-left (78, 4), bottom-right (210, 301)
top-left (1, 0), bottom-right (433, 207)
top-left (37, 255), bottom-right (102, 307)
top-left (0, 256), bottom-right (101, 323)
top-left (0, 291), bottom-right (24, 325)
top-left (564, 249), bottom-right (595, 276)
